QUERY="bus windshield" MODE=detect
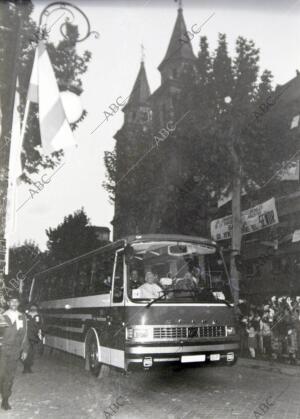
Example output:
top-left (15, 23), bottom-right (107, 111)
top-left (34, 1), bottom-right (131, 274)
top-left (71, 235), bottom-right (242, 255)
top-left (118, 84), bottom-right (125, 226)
top-left (127, 241), bottom-right (233, 304)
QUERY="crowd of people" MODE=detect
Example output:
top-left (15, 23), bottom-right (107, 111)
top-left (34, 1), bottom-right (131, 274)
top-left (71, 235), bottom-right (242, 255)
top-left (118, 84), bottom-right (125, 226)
top-left (239, 296), bottom-right (300, 363)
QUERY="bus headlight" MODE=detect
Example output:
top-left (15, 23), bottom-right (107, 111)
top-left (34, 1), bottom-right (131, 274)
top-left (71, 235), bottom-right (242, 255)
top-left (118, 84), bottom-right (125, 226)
top-left (226, 326), bottom-right (236, 336)
top-left (126, 326), bottom-right (150, 340)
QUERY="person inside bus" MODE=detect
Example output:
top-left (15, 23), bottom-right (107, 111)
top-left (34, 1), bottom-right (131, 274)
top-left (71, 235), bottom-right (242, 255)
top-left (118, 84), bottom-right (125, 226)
top-left (175, 271), bottom-right (198, 296)
top-left (130, 269), bottom-right (141, 289)
top-left (137, 271), bottom-right (162, 299)
top-left (192, 266), bottom-right (206, 288)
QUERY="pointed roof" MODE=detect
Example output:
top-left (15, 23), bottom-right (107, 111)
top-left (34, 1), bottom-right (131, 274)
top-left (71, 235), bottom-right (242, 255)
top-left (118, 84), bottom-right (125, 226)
top-left (158, 7), bottom-right (196, 71)
top-left (123, 61), bottom-right (151, 111)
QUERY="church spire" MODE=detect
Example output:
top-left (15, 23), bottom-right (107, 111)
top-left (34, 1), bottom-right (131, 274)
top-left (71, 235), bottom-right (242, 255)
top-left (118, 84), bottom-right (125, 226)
top-left (158, 4), bottom-right (195, 78)
top-left (123, 59), bottom-right (150, 111)
top-left (122, 57), bottom-right (152, 128)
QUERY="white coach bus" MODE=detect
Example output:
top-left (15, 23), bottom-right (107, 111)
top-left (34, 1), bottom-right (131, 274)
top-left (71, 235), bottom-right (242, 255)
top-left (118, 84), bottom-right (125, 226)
top-left (29, 234), bottom-right (239, 376)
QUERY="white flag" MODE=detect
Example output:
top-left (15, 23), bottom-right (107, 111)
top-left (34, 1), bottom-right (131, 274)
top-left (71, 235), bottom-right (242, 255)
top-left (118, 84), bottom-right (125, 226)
top-left (27, 41), bottom-right (76, 153)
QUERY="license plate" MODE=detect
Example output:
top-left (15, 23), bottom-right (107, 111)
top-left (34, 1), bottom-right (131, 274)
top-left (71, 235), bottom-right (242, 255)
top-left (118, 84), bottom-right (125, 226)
top-left (181, 354), bottom-right (206, 363)
top-left (210, 353), bottom-right (220, 361)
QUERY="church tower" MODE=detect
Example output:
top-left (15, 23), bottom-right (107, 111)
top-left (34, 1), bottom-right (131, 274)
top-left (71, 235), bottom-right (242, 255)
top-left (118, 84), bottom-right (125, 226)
top-left (112, 4), bottom-right (197, 239)
top-left (149, 3), bottom-right (196, 127)
top-left (112, 57), bottom-right (152, 239)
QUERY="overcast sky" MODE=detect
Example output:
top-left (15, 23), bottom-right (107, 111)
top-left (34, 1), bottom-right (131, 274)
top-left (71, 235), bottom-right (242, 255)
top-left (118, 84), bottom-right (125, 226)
top-left (12, 0), bottom-right (300, 250)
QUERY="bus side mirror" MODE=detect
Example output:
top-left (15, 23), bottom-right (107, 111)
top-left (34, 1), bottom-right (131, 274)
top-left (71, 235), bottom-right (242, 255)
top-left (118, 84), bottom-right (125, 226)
top-left (124, 244), bottom-right (134, 263)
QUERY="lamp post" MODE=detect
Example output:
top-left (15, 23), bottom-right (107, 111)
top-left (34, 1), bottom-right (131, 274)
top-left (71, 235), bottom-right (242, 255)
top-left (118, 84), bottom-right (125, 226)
top-left (38, 1), bottom-right (99, 42)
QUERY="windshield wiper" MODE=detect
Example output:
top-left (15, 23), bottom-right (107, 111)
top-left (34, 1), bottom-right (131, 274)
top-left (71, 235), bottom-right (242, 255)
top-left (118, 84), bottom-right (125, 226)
top-left (200, 287), bottom-right (232, 308)
top-left (213, 296), bottom-right (232, 308)
top-left (145, 288), bottom-right (232, 308)
top-left (145, 289), bottom-right (169, 308)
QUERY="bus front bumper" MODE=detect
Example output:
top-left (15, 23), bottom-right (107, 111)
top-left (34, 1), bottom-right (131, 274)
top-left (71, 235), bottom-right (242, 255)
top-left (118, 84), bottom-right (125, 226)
top-left (126, 341), bottom-right (239, 367)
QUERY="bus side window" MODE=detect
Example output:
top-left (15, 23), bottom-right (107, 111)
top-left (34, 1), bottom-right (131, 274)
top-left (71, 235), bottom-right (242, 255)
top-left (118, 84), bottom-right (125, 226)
top-left (48, 275), bottom-right (57, 300)
top-left (54, 268), bottom-right (67, 299)
top-left (113, 252), bottom-right (124, 303)
top-left (31, 277), bottom-right (41, 303)
top-left (75, 261), bottom-right (92, 297)
top-left (40, 276), bottom-right (49, 301)
top-left (59, 264), bottom-right (77, 299)
top-left (90, 252), bottom-right (113, 295)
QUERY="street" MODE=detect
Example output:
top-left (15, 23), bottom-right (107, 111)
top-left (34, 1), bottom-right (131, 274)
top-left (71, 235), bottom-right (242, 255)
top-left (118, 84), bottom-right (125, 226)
top-left (2, 351), bottom-right (300, 419)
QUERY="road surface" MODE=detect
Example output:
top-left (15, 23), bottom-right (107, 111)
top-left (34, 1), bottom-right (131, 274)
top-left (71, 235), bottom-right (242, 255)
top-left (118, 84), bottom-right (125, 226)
top-left (2, 350), bottom-right (300, 419)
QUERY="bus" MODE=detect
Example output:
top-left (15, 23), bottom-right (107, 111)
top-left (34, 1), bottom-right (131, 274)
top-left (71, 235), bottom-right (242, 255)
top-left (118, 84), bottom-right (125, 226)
top-left (29, 234), bottom-right (239, 376)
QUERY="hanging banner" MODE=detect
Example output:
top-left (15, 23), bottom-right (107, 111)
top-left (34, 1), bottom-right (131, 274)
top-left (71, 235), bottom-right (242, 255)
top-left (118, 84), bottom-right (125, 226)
top-left (211, 198), bottom-right (279, 241)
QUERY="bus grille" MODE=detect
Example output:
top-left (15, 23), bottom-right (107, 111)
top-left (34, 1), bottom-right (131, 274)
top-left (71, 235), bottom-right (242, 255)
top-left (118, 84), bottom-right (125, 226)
top-left (153, 326), bottom-right (226, 340)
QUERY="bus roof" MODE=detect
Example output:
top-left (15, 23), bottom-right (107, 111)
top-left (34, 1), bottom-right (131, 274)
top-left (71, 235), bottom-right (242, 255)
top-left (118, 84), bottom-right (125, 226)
top-left (124, 234), bottom-right (216, 247)
top-left (34, 234), bottom-right (216, 277)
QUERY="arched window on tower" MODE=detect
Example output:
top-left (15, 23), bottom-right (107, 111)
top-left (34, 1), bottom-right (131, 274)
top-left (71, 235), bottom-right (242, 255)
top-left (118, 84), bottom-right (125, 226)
top-left (139, 108), bottom-right (152, 123)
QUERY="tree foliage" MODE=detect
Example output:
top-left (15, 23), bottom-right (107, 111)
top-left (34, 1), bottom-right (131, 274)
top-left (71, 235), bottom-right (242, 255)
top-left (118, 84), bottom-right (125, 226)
top-left (3, 240), bottom-right (42, 304)
top-left (45, 208), bottom-right (102, 265)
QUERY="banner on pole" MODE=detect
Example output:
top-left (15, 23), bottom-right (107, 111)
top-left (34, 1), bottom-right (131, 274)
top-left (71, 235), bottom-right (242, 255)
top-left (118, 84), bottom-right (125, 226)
top-left (211, 198), bottom-right (279, 241)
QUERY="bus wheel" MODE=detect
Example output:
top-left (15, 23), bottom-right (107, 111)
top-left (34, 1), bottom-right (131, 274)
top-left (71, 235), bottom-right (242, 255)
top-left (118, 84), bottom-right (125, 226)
top-left (86, 330), bottom-right (101, 377)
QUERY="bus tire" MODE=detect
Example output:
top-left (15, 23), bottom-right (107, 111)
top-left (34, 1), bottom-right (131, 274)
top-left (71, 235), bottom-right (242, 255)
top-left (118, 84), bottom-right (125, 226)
top-left (85, 329), bottom-right (102, 377)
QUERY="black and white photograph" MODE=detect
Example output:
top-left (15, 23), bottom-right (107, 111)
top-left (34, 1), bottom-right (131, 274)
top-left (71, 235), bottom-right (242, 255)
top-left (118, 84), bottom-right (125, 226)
top-left (0, 0), bottom-right (300, 417)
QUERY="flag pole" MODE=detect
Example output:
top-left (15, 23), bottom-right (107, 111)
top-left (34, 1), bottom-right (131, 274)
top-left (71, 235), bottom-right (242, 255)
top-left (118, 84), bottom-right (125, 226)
top-left (5, 79), bottom-right (22, 275)
top-left (20, 98), bottom-right (31, 147)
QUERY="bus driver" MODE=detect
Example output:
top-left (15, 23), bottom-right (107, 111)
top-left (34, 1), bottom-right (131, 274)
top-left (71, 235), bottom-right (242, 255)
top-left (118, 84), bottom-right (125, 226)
top-left (137, 272), bottom-right (162, 299)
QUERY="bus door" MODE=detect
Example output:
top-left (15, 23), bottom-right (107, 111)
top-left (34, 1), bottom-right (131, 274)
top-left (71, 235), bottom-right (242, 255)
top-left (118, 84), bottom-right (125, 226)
top-left (109, 249), bottom-right (125, 369)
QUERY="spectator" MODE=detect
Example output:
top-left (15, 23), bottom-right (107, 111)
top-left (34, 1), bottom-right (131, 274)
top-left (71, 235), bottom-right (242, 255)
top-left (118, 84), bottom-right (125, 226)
top-left (23, 305), bottom-right (42, 374)
top-left (246, 322), bottom-right (257, 358)
top-left (0, 292), bottom-right (29, 410)
top-left (260, 314), bottom-right (272, 357)
top-left (240, 294), bottom-right (300, 364)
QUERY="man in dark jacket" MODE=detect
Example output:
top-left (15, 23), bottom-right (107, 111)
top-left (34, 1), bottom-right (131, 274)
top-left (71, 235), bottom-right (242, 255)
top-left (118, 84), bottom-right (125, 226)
top-left (23, 305), bottom-right (42, 373)
top-left (0, 292), bottom-right (28, 410)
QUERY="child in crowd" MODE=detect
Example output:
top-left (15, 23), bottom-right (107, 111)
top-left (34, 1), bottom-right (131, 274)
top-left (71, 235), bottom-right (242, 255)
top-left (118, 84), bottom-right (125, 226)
top-left (246, 322), bottom-right (257, 358)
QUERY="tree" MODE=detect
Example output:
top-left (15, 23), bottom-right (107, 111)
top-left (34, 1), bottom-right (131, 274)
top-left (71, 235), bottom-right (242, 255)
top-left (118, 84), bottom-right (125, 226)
top-left (5, 240), bottom-right (42, 298)
top-left (175, 34), bottom-right (297, 306)
top-left (45, 208), bottom-right (104, 265)
top-left (0, 240), bottom-right (42, 306)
